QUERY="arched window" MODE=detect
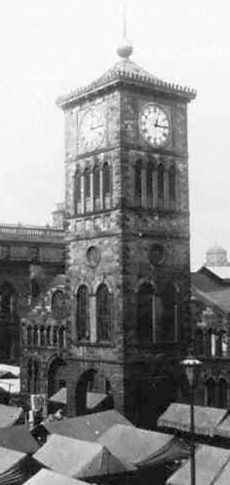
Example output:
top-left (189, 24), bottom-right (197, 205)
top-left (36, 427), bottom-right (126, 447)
top-left (40, 326), bottom-right (45, 346)
top-left (219, 379), bottom-right (228, 408)
top-left (169, 165), bottom-right (176, 203)
top-left (0, 282), bottom-right (16, 318)
top-left (146, 162), bottom-right (153, 208)
top-left (27, 326), bottom-right (32, 346)
top-left (206, 378), bottom-right (216, 407)
top-left (53, 326), bottom-right (58, 346)
top-left (216, 333), bottom-right (223, 357)
top-left (135, 160), bottom-right (142, 206)
top-left (96, 284), bottom-right (112, 342)
top-left (59, 326), bottom-right (65, 348)
top-left (76, 285), bottom-right (90, 341)
top-left (84, 168), bottom-right (91, 212)
top-left (31, 279), bottom-right (40, 299)
top-left (51, 290), bottom-right (66, 320)
top-left (93, 166), bottom-right (100, 211)
top-left (206, 330), bottom-right (212, 357)
top-left (157, 164), bottom-right (164, 205)
top-left (47, 326), bottom-right (51, 346)
top-left (196, 329), bottom-right (205, 355)
top-left (74, 171), bottom-right (81, 214)
top-left (103, 163), bottom-right (111, 209)
top-left (33, 326), bottom-right (38, 347)
top-left (161, 282), bottom-right (178, 342)
top-left (137, 283), bottom-right (153, 343)
top-left (34, 361), bottom-right (39, 394)
top-left (27, 360), bottom-right (33, 393)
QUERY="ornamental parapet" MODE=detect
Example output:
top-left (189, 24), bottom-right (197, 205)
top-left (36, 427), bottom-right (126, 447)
top-left (0, 223), bottom-right (64, 242)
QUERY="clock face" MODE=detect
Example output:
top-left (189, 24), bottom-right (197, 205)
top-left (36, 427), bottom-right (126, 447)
top-left (79, 105), bottom-right (106, 152)
top-left (139, 103), bottom-right (170, 147)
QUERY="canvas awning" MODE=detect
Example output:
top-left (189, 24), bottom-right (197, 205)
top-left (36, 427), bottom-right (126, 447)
top-left (0, 379), bottom-right (20, 395)
top-left (0, 404), bottom-right (23, 427)
top-left (0, 445), bottom-right (33, 485)
top-left (49, 388), bottom-right (108, 410)
top-left (97, 424), bottom-right (174, 466)
top-left (167, 445), bottom-right (230, 485)
top-left (42, 409), bottom-right (132, 441)
top-left (213, 460), bottom-right (230, 484)
top-left (215, 415), bottom-right (230, 439)
top-left (33, 433), bottom-right (133, 479)
top-left (0, 425), bottom-right (39, 455)
top-left (23, 469), bottom-right (94, 485)
top-left (136, 437), bottom-right (190, 468)
top-left (158, 402), bottom-right (227, 436)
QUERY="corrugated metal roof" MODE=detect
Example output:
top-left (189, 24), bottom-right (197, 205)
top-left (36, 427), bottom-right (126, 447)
top-left (167, 445), bottom-right (230, 485)
top-left (98, 424), bottom-right (173, 466)
top-left (33, 434), bottom-right (132, 478)
top-left (158, 403), bottom-right (227, 436)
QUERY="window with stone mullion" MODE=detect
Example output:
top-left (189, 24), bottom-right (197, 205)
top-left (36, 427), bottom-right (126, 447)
top-left (97, 284), bottom-right (111, 342)
top-left (77, 286), bottom-right (90, 341)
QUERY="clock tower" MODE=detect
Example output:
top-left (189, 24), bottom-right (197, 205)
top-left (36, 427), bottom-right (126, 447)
top-left (58, 34), bottom-right (196, 425)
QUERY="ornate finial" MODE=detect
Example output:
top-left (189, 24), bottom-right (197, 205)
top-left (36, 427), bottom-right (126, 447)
top-left (117, 5), bottom-right (133, 60)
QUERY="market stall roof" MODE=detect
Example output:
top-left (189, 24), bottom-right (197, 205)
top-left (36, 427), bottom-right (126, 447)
top-left (0, 425), bottom-right (39, 454)
top-left (42, 409), bottom-right (132, 441)
top-left (136, 436), bottom-right (190, 468)
top-left (215, 415), bottom-right (230, 439)
top-left (0, 404), bottom-right (23, 427)
top-left (97, 424), bottom-right (173, 466)
top-left (24, 469), bottom-right (94, 485)
top-left (167, 445), bottom-right (230, 485)
top-left (213, 460), bottom-right (230, 484)
top-left (158, 403), bottom-right (227, 436)
top-left (0, 365), bottom-right (20, 378)
top-left (49, 388), bottom-right (108, 410)
top-left (33, 433), bottom-right (133, 479)
top-left (0, 378), bottom-right (20, 394)
top-left (0, 445), bottom-right (31, 484)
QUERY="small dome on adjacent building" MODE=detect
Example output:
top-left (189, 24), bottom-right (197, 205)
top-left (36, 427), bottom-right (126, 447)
top-left (206, 245), bottom-right (228, 266)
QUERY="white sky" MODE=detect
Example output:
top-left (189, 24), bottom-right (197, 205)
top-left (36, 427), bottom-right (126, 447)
top-left (0, 0), bottom-right (230, 269)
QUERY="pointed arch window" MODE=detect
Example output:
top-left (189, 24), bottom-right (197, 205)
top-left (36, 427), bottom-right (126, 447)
top-left (84, 168), bottom-right (91, 212)
top-left (75, 171), bottom-right (81, 214)
top-left (135, 160), bottom-right (142, 207)
top-left (33, 326), bottom-right (38, 347)
top-left (40, 326), bottom-right (45, 346)
top-left (96, 284), bottom-right (112, 342)
top-left (169, 165), bottom-right (176, 204)
top-left (59, 326), bottom-right (65, 348)
top-left (137, 283), bottom-right (153, 343)
top-left (103, 162), bottom-right (111, 209)
top-left (206, 378), bottom-right (216, 406)
top-left (146, 162), bottom-right (153, 209)
top-left (47, 326), bottom-right (51, 346)
top-left (93, 166), bottom-right (100, 211)
top-left (161, 282), bottom-right (179, 342)
top-left (27, 326), bottom-right (32, 346)
top-left (157, 164), bottom-right (164, 205)
top-left (219, 379), bottom-right (228, 408)
top-left (76, 285), bottom-right (90, 341)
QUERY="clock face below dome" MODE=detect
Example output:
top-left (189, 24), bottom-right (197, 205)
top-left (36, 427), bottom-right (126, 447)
top-left (139, 103), bottom-right (170, 147)
top-left (79, 104), bottom-right (106, 152)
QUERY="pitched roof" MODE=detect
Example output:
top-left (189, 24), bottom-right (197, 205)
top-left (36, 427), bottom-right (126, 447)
top-left (0, 404), bottom-right (23, 427)
top-left (214, 460), bottom-right (230, 485)
top-left (24, 469), bottom-right (91, 485)
top-left (33, 434), bottom-right (131, 478)
top-left (43, 409), bottom-right (132, 441)
top-left (0, 365), bottom-right (20, 378)
top-left (215, 415), bottom-right (230, 439)
top-left (97, 424), bottom-right (173, 465)
top-left (0, 378), bottom-right (20, 394)
top-left (158, 403), bottom-right (227, 437)
top-left (191, 272), bottom-right (224, 293)
top-left (57, 58), bottom-right (196, 108)
top-left (0, 425), bottom-right (39, 454)
top-left (0, 446), bottom-right (26, 475)
top-left (167, 445), bottom-right (230, 485)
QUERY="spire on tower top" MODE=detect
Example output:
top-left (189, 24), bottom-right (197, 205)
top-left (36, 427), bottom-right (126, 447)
top-left (117, 5), bottom-right (133, 61)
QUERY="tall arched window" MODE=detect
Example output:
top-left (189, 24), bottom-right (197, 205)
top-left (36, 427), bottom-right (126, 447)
top-left (93, 166), bottom-right (100, 211)
top-left (27, 326), bottom-right (32, 346)
top-left (137, 283), bottom-right (153, 343)
top-left (96, 284), bottom-right (112, 342)
top-left (135, 160), bottom-right (142, 207)
top-left (196, 329), bottom-right (205, 355)
top-left (146, 162), bottom-right (153, 209)
top-left (206, 378), bottom-right (216, 406)
top-left (103, 163), bottom-right (111, 209)
top-left (219, 379), bottom-right (228, 408)
top-left (0, 282), bottom-right (16, 318)
top-left (27, 360), bottom-right (33, 393)
top-left (76, 285), bottom-right (90, 341)
top-left (33, 326), bottom-right (38, 347)
top-left (169, 165), bottom-right (176, 204)
top-left (161, 282), bottom-right (178, 342)
top-left (206, 330), bottom-right (212, 357)
top-left (216, 333), bottom-right (223, 357)
top-left (53, 326), bottom-right (58, 346)
top-left (34, 360), bottom-right (39, 394)
top-left (47, 326), bottom-right (51, 346)
top-left (59, 326), bottom-right (65, 348)
top-left (40, 326), bottom-right (45, 346)
top-left (157, 164), bottom-right (164, 206)
top-left (75, 171), bottom-right (81, 214)
top-left (84, 168), bottom-right (91, 212)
